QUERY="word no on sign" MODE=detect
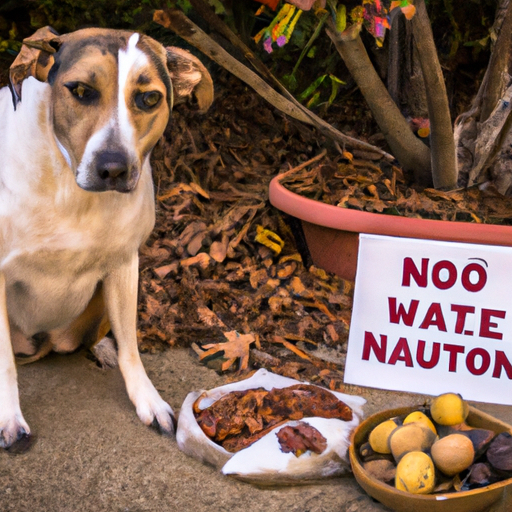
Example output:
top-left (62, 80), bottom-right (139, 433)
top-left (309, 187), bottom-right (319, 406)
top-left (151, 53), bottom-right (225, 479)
top-left (344, 234), bottom-right (512, 405)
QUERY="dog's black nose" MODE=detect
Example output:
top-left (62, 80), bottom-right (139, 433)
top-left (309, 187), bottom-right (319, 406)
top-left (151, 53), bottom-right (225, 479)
top-left (96, 151), bottom-right (129, 182)
top-left (80, 150), bottom-right (139, 193)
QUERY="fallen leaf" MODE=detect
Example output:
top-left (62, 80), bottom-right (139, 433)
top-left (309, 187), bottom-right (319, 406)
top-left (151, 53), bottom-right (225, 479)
top-left (209, 234), bottom-right (229, 262)
top-left (254, 225), bottom-right (285, 254)
top-left (153, 262), bottom-right (179, 279)
top-left (199, 331), bottom-right (256, 371)
top-left (180, 253), bottom-right (211, 269)
top-left (197, 304), bottom-right (226, 328)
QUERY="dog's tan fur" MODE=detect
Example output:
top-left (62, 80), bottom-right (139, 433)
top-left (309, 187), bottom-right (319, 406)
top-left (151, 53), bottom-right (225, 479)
top-left (0, 26), bottom-right (213, 449)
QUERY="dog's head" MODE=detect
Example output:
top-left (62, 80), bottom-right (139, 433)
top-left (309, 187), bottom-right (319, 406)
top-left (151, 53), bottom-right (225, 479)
top-left (9, 26), bottom-right (213, 193)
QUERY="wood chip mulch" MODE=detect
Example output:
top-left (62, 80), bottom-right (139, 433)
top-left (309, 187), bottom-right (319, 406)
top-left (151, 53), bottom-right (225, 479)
top-left (280, 150), bottom-right (512, 225)
top-left (140, 71), bottom-right (512, 391)
top-left (137, 72), bottom-right (359, 391)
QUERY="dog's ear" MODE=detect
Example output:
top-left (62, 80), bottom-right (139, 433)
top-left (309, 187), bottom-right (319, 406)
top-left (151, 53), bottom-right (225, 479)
top-left (9, 26), bottom-right (61, 109)
top-left (165, 47), bottom-right (213, 113)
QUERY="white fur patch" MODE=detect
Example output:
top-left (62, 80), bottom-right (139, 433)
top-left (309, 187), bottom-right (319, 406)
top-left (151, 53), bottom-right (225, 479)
top-left (75, 120), bottom-right (114, 188)
top-left (118, 33), bottom-right (147, 149)
top-left (55, 136), bottom-right (72, 168)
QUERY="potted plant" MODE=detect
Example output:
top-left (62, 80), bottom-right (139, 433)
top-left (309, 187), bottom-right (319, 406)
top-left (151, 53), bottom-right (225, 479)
top-left (155, 0), bottom-right (512, 280)
top-left (267, 0), bottom-right (512, 280)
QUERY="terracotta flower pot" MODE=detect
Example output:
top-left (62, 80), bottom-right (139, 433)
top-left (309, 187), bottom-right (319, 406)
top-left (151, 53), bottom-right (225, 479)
top-left (269, 176), bottom-right (512, 281)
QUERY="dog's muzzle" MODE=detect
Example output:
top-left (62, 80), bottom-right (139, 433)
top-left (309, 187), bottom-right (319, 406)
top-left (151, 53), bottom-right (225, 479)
top-left (82, 151), bottom-right (139, 193)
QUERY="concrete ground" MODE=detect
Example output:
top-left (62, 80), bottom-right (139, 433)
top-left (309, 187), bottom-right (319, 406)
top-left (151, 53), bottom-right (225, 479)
top-left (1, 348), bottom-right (511, 512)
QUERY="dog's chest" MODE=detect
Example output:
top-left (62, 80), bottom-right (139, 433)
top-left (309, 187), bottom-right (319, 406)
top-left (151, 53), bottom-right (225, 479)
top-left (0, 80), bottom-right (156, 335)
top-left (2, 186), bottom-right (155, 335)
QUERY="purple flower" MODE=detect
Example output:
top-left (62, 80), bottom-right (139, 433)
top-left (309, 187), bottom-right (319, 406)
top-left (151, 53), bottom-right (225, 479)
top-left (263, 37), bottom-right (273, 53)
top-left (374, 18), bottom-right (386, 38)
top-left (276, 35), bottom-right (287, 47)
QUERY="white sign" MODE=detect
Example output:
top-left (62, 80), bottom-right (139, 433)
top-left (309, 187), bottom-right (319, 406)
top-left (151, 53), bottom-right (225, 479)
top-left (344, 234), bottom-right (512, 405)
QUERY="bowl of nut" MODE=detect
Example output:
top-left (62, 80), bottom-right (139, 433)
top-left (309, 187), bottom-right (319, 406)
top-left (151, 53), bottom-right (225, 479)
top-left (349, 394), bottom-right (512, 512)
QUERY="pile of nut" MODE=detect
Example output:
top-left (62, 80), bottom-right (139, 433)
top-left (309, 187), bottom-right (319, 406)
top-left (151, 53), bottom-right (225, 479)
top-left (359, 393), bottom-right (512, 494)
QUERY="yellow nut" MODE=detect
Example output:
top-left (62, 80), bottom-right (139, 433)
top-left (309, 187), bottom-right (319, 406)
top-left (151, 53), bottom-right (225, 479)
top-left (430, 393), bottom-right (469, 426)
top-left (403, 411), bottom-right (437, 435)
top-left (368, 419), bottom-right (398, 454)
top-left (395, 451), bottom-right (436, 494)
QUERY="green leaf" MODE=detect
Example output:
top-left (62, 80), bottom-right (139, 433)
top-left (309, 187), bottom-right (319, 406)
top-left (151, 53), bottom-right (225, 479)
top-left (336, 4), bottom-right (346, 33)
top-left (177, 0), bottom-right (192, 13)
top-left (282, 74), bottom-right (298, 92)
top-left (306, 91), bottom-right (321, 109)
top-left (464, 35), bottom-right (489, 48)
top-left (298, 74), bottom-right (326, 102)
top-left (329, 74), bottom-right (345, 85)
top-left (328, 74), bottom-right (344, 106)
top-left (207, 0), bottom-right (225, 15)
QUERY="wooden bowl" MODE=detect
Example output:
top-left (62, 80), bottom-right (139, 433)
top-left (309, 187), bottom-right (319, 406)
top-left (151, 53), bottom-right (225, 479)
top-left (349, 406), bottom-right (512, 512)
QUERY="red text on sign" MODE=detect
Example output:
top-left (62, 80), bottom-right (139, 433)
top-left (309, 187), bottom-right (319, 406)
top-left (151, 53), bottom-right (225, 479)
top-left (402, 257), bottom-right (487, 292)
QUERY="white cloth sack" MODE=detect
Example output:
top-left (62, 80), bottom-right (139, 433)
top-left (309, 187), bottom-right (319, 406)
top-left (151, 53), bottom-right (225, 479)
top-left (176, 369), bottom-right (366, 485)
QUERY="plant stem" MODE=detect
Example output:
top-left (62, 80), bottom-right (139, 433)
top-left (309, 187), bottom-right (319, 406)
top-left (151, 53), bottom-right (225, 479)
top-left (480, 0), bottom-right (512, 122)
top-left (290, 12), bottom-right (328, 80)
top-left (411, 0), bottom-right (457, 189)
top-left (154, 9), bottom-right (394, 159)
top-left (326, 22), bottom-right (432, 185)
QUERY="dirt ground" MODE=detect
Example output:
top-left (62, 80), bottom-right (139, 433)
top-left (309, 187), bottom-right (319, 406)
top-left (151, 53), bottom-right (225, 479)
top-left (1, 348), bottom-right (511, 512)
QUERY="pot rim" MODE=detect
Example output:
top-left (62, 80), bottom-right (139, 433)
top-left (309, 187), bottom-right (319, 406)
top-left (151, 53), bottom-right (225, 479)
top-left (269, 176), bottom-right (512, 247)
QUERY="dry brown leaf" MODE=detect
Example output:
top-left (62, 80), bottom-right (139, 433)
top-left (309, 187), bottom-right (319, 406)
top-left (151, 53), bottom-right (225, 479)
top-left (277, 263), bottom-right (297, 279)
top-left (196, 304), bottom-right (226, 328)
top-left (271, 336), bottom-right (313, 361)
top-left (297, 299), bottom-right (337, 322)
top-left (279, 253), bottom-right (302, 264)
top-left (289, 276), bottom-right (309, 297)
top-left (268, 296), bottom-right (293, 314)
top-left (153, 262), bottom-right (178, 279)
top-left (250, 268), bottom-right (268, 289)
top-left (189, 181), bottom-right (210, 199)
top-left (209, 234), bottom-right (229, 262)
top-left (180, 253), bottom-right (211, 269)
top-left (177, 221), bottom-right (208, 247)
top-left (199, 331), bottom-right (256, 371)
top-left (187, 231), bottom-right (208, 256)
top-left (326, 324), bottom-right (339, 343)
top-left (157, 183), bottom-right (194, 201)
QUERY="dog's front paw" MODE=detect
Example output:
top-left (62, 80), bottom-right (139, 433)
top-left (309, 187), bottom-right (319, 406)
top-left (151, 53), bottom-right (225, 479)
top-left (132, 382), bottom-right (176, 436)
top-left (0, 415), bottom-right (32, 453)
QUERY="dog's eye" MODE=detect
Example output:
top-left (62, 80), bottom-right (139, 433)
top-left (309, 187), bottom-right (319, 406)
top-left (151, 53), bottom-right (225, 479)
top-left (65, 82), bottom-right (99, 104)
top-left (135, 91), bottom-right (162, 110)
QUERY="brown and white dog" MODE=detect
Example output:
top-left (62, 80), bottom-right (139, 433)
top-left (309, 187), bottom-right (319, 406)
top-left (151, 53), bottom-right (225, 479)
top-left (0, 26), bottom-right (213, 450)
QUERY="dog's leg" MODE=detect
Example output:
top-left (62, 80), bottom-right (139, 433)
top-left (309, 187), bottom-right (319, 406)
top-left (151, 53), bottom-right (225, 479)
top-left (103, 254), bottom-right (175, 435)
top-left (0, 272), bottom-right (31, 449)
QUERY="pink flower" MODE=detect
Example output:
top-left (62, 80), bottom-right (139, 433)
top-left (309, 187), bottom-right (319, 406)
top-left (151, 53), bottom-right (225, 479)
top-left (285, 0), bottom-right (325, 10)
top-left (263, 38), bottom-right (273, 53)
top-left (276, 35), bottom-right (287, 47)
